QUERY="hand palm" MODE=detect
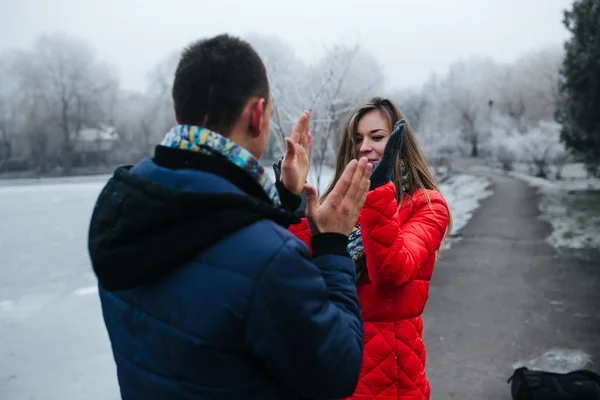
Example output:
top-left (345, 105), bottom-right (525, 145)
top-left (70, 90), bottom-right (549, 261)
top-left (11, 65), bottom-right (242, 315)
top-left (280, 111), bottom-right (311, 195)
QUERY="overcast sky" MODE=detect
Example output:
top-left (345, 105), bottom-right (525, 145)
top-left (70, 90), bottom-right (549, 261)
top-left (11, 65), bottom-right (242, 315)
top-left (1, 0), bottom-right (573, 93)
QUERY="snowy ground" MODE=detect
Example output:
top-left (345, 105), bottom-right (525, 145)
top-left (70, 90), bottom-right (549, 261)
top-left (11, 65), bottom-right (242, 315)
top-left (512, 348), bottom-right (594, 374)
top-left (438, 174), bottom-right (493, 237)
top-left (0, 169), bottom-right (492, 399)
top-left (509, 169), bottom-right (600, 251)
top-left (464, 161), bottom-right (600, 251)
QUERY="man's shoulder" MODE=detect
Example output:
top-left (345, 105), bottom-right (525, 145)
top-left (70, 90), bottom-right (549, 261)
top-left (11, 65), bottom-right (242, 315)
top-left (219, 218), bottom-right (308, 260)
top-left (200, 219), bottom-right (310, 275)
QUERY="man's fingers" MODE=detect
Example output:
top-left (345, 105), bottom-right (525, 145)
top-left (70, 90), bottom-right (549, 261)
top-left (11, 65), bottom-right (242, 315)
top-left (356, 163), bottom-right (373, 206)
top-left (327, 159), bottom-right (357, 205)
top-left (342, 157), bottom-right (369, 205)
top-left (364, 162), bottom-right (374, 178)
top-left (347, 162), bottom-right (372, 219)
top-left (300, 110), bottom-right (310, 133)
top-left (289, 117), bottom-right (302, 143)
top-left (298, 111), bottom-right (310, 148)
top-left (301, 131), bottom-right (312, 155)
top-left (357, 179), bottom-right (370, 213)
top-left (284, 137), bottom-right (296, 158)
top-left (304, 184), bottom-right (318, 217)
top-left (290, 111), bottom-right (309, 143)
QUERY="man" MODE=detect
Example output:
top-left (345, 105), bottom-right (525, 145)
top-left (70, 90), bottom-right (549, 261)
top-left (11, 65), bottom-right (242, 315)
top-left (87, 34), bottom-right (373, 399)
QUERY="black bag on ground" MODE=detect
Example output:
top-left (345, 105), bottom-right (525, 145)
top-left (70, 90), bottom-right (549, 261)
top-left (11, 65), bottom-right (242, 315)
top-left (508, 366), bottom-right (600, 399)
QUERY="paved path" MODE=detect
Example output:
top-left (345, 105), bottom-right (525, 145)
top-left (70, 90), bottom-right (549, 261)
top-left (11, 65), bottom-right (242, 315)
top-left (423, 164), bottom-right (600, 399)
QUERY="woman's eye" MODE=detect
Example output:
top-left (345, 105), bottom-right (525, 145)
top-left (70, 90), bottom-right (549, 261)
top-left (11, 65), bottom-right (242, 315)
top-left (355, 137), bottom-right (363, 144)
top-left (373, 136), bottom-right (384, 141)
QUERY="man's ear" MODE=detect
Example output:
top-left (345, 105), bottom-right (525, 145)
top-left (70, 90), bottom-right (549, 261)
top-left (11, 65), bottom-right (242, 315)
top-left (249, 98), bottom-right (265, 137)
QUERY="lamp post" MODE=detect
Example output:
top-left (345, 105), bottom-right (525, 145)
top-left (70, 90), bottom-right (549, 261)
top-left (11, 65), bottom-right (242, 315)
top-left (488, 99), bottom-right (494, 139)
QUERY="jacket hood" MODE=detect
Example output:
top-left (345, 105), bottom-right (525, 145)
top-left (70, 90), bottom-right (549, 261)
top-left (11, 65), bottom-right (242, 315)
top-left (88, 164), bottom-right (299, 291)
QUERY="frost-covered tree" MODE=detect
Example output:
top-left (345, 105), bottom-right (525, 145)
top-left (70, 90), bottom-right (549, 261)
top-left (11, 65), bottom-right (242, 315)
top-left (555, 0), bottom-right (600, 177)
top-left (143, 51), bottom-right (179, 146)
top-left (437, 57), bottom-right (502, 157)
top-left (244, 34), bottom-right (384, 192)
top-left (304, 43), bottom-right (384, 193)
top-left (520, 121), bottom-right (570, 179)
top-left (5, 33), bottom-right (118, 172)
top-left (0, 55), bottom-right (18, 160)
top-left (389, 87), bottom-right (429, 132)
top-left (244, 33), bottom-right (306, 159)
top-left (494, 46), bottom-right (563, 135)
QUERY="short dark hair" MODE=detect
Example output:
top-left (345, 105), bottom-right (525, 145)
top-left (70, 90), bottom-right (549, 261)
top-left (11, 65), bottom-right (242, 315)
top-left (172, 34), bottom-right (269, 135)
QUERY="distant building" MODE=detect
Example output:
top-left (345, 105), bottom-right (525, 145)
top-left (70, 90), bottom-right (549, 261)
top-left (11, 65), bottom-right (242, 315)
top-left (72, 125), bottom-right (119, 153)
top-left (71, 125), bottom-right (120, 166)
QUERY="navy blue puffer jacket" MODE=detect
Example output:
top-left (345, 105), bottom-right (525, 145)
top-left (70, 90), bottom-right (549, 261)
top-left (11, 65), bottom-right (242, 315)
top-left (87, 146), bottom-right (364, 400)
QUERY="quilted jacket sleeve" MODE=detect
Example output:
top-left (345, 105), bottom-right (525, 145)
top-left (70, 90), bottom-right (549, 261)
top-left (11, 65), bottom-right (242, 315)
top-left (244, 233), bottom-right (363, 399)
top-left (360, 181), bottom-right (449, 290)
top-left (288, 219), bottom-right (312, 253)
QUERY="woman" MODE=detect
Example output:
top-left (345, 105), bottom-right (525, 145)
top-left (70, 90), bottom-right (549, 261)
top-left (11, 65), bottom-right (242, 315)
top-left (275, 97), bottom-right (452, 399)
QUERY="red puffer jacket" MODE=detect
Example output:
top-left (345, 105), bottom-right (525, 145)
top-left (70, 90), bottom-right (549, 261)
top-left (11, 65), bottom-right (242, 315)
top-left (288, 181), bottom-right (449, 399)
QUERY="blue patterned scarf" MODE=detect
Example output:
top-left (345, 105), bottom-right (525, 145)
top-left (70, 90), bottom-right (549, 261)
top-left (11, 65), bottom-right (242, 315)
top-left (348, 160), bottom-right (410, 280)
top-left (160, 125), bottom-right (281, 206)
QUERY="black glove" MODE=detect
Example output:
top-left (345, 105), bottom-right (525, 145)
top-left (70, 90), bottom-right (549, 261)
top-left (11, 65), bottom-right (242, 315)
top-left (369, 119), bottom-right (405, 190)
top-left (272, 155), bottom-right (284, 182)
top-left (272, 156), bottom-right (307, 218)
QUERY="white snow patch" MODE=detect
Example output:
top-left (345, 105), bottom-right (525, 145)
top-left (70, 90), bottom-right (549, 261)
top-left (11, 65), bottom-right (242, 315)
top-left (506, 162), bottom-right (591, 180)
top-left (0, 294), bottom-right (57, 321)
top-left (439, 174), bottom-right (494, 235)
top-left (73, 286), bottom-right (99, 296)
top-left (512, 348), bottom-right (592, 373)
top-left (511, 171), bottom-right (600, 250)
top-left (437, 174), bottom-right (494, 250)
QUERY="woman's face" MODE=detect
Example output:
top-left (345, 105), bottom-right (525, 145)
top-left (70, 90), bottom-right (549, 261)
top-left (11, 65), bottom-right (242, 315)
top-left (354, 110), bottom-right (391, 164)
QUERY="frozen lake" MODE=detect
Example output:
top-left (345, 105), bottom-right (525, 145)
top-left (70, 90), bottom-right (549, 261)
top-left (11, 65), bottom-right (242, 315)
top-left (0, 177), bottom-right (119, 400)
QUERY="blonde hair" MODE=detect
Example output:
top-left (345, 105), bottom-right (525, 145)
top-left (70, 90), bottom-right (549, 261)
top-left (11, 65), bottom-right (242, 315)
top-left (321, 97), bottom-right (453, 252)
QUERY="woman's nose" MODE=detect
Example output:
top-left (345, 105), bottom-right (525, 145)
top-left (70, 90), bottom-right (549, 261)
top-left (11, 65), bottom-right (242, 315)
top-left (360, 140), bottom-right (372, 154)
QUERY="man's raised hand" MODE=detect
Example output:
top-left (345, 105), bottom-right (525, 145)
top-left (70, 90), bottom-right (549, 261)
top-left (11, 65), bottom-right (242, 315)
top-left (304, 157), bottom-right (373, 236)
top-left (280, 110), bottom-right (311, 196)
